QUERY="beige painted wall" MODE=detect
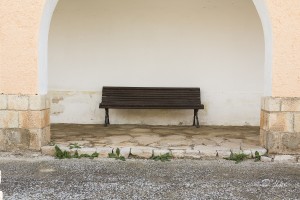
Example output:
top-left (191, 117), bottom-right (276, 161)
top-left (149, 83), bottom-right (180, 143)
top-left (0, 0), bottom-right (45, 94)
top-left (49, 0), bottom-right (265, 125)
top-left (265, 0), bottom-right (300, 97)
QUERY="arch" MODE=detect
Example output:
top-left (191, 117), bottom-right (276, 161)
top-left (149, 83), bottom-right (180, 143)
top-left (38, 0), bottom-right (59, 94)
top-left (252, 0), bottom-right (272, 96)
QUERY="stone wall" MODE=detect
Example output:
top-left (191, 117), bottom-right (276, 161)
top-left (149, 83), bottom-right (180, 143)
top-left (0, 94), bottom-right (50, 151)
top-left (261, 97), bottom-right (300, 154)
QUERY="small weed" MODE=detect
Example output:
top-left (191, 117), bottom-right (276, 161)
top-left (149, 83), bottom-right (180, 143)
top-left (77, 152), bottom-right (99, 159)
top-left (55, 145), bottom-right (71, 159)
top-left (254, 151), bottom-right (261, 162)
top-left (151, 153), bottom-right (173, 162)
top-left (108, 148), bottom-right (126, 161)
top-left (69, 143), bottom-right (81, 149)
top-left (225, 150), bottom-right (248, 164)
top-left (54, 145), bottom-right (98, 159)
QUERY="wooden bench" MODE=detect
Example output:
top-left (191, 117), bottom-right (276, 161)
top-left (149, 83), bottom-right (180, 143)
top-left (99, 86), bottom-right (204, 127)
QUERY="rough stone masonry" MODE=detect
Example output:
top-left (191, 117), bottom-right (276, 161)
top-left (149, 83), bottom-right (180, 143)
top-left (0, 94), bottom-right (50, 151)
top-left (261, 97), bottom-right (300, 154)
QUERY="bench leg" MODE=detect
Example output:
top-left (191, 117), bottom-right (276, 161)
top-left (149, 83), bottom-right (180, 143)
top-left (105, 108), bottom-right (110, 126)
top-left (194, 109), bottom-right (200, 128)
top-left (193, 112), bottom-right (196, 126)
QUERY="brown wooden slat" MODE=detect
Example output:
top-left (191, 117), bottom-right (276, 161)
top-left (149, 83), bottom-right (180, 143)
top-left (99, 86), bottom-right (204, 109)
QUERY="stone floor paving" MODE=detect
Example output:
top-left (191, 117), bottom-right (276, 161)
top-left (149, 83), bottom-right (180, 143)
top-left (42, 124), bottom-right (267, 158)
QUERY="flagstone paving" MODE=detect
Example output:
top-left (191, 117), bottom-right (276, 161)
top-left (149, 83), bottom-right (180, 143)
top-left (43, 124), bottom-right (267, 158)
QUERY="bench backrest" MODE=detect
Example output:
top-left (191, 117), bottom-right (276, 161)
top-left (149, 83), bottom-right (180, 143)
top-left (100, 86), bottom-right (203, 109)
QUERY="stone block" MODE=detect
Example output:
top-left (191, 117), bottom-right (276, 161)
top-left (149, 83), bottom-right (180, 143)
top-left (131, 147), bottom-right (154, 158)
top-left (264, 97), bottom-right (281, 112)
top-left (216, 149), bottom-right (232, 158)
top-left (265, 131), bottom-right (283, 154)
top-left (273, 155), bottom-right (297, 163)
top-left (29, 129), bottom-right (42, 150)
top-left (153, 149), bottom-right (170, 156)
top-left (28, 126), bottom-right (50, 151)
top-left (242, 148), bottom-right (267, 157)
top-left (96, 147), bottom-right (113, 158)
top-left (8, 95), bottom-right (28, 110)
top-left (0, 95), bottom-right (7, 109)
top-left (0, 128), bottom-right (30, 151)
top-left (260, 156), bottom-right (273, 162)
top-left (230, 149), bottom-right (244, 154)
top-left (41, 146), bottom-right (55, 156)
top-left (43, 109), bottom-right (50, 127)
top-left (171, 150), bottom-right (186, 158)
top-left (77, 147), bottom-right (98, 155)
top-left (259, 129), bottom-right (267, 147)
top-left (194, 145), bottom-right (217, 157)
top-left (19, 111), bottom-right (43, 129)
top-left (265, 132), bottom-right (299, 154)
top-left (29, 95), bottom-right (46, 110)
top-left (268, 112), bottom-right (293, 132)
top-left (295, 113), bottom-right (300, 132)
top-left (282, 132), bottom-right (300, 150)
top-left (281, 98), bottom-right (300, 112)
top-left (185, 149), bottom-right (201, 159)
top-left (42, 126), bottom-right (51, 146)
top-left (113, 147), bottom-right (131, 158)
top-left (0, 111), bottom-right (18, 128)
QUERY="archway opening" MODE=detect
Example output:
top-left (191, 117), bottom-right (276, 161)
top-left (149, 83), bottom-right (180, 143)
top-left (48, 0), bottom-right (264, 126)
top-left (45, 0), bottom-right (268, 155)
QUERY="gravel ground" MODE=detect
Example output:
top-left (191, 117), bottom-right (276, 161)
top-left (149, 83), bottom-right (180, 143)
top-left (0, 154), bottom-right (299, 200)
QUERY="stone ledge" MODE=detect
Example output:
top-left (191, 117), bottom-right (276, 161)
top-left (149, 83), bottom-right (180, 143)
top-left (41, 145), bottom-right (269, 160)
top-left (153, 149), bottom-right (170, 157)
top-left (131, 147), bottom-right (154, 158)
top-left (261, 156), bottom-right (273, 162)
top-left (112, 147), bottom-right (131, 158)
top-left (273, 155), bottom-right (298, 163)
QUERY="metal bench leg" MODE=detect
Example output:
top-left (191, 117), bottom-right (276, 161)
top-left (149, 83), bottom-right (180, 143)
top-left (194, 109), bottom-right (200, 128)
top-left (105, 108), bottom-right (110, 126)
top-left (193, 110), bottom-right (196, 126)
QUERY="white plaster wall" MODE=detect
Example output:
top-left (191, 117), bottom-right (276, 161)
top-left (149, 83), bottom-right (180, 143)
top-left (48, 0), bottom-right (264, 126)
